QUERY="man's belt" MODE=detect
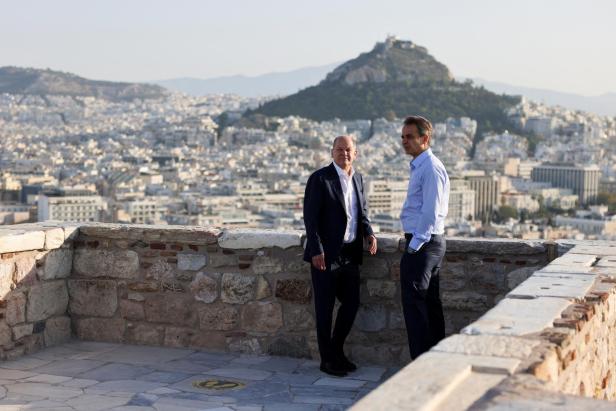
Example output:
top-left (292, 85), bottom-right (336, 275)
top-left (404, 233), bottom-right (442, 241)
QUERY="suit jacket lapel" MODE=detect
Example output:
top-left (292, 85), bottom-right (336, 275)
top-left (328, 163), bottom-right (347, 213)
top-left (352, 173), bottom-right (363, 218)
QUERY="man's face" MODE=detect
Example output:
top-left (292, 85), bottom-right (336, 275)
top-left (401, 124), bottom-right (427, 157)
top-left (331, 137), bottom-right (357, 169)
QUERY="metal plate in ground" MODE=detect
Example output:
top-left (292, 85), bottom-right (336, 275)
top-left (192, 379), bottom-right (245, 390)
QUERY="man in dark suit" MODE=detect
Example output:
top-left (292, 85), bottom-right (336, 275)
top-left (303, 135), bottom-right (377, 377)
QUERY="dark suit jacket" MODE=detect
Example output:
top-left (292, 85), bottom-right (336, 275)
top-left (303, 163), bottom-right (374, 266)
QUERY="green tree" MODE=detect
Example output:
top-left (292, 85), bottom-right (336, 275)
top-left (496, 205), bottom-right (518, 222)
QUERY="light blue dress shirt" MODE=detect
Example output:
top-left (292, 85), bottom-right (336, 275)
top-left (400, 148), bottom-right (450, 252)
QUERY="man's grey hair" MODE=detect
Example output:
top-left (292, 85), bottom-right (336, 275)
top-left (332, 135), bottom-right (357, 149)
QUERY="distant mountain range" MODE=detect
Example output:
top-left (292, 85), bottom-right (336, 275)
top-left (154, 63), bottom-right (339, 97)
top-left (248, 37), bottom-right (520, 136)
top-left (0, 66), bottom-right (167, 101)
top-left (465, 78), bottom-right (616, 117)
top-left (156, 65), bottom-right (616, 118)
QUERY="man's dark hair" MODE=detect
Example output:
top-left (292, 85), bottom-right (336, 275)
top-left (403, 116), bottom-right (433, 139)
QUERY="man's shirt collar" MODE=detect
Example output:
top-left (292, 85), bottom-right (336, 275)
top-left (410, 148), bottom-right (433, 170)
top-left (333, 162), bottom-right (354, 178)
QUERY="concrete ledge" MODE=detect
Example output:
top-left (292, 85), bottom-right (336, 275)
top-left (0, 229), bottom-right (45, 253)
top-left (461, 296), bottom-right (572, 337)
top-left (218, 228), bottom-right (303, 249)
top-left (446, 238), bottom-right (546, 255)
top-left (79, 223), bottom-right (220, 244)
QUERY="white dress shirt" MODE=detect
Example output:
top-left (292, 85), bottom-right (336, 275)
top-left (333, 162), bottom-right (358, 243)
top-left (400, 148), bottom-right (449, 251)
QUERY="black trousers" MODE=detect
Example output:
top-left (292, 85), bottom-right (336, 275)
top-left (311, 260), bottom-right (360, 363)
top-left (400, 235), bottom-right (446, 360)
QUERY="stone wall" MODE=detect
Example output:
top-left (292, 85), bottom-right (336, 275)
top-left (0, 223), bottom-right (76, 360)
top-left (67, 224), bottom-right (550, 366)
top-left (5, 222), bottom-right (616, 409)
top-left (352, 241), bottom-right (616, 410)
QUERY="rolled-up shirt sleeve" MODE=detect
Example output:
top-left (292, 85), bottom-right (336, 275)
top-left (409, 168), bottom-right (447, 251)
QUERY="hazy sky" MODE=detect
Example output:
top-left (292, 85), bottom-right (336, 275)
top-left (2, 0), bottom-right (615, 95)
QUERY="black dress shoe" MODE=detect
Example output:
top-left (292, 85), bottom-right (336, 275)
top-left (337, 355), bottom-right (357, 372)
top-left (320, 361), bottom-right (348, 377)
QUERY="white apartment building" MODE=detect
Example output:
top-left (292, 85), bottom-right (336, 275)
top-left (365, 179), bottom-right (407, 215)
top-left (501, 192), bottom-right (540, 213)
top-left (448, 179), bottom-right (475, 223)
top-left (124, 198), bottom-right (167, 224)
top-left (554, 215), bottom-right (616, 236)
top-left (38, 192), bottom-right (107, 222)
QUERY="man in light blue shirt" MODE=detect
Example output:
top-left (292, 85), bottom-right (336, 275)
top-left (399, 115), bottom-right (449, 359)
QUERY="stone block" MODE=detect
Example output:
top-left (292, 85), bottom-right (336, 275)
top-left (0, 261), bottom-right (14, 296)
top-left (255, 275), bottom-right (271, 300)
top-left (208, 253), bottom-right (238, 268)
top-left (508, 273), bottom-right (594, 299)
top-left (27, 280), bottom-right (69, 322)
top-left (126, 323), bottom-right (164, 345)
top-left (44, 227), bottom-right (65, 250)
top-left (355, 304), bottom-right (387, 332)
top-left (241, 301), bottom-right (283, 333)
top-left (537, 264), bottom-right (593, 274)
top-left (252, 255), bottom-right (283, 274)
top-left (350, 344), bottom-right (400, 365)
top-left (145, 258), bottom-right (175, 287)
top-left (375, 234), bottom-right (403, 253)
top-left (228, 336), bottom-right (263, 355)
top-left (189, 330), bottom-right (227, 350)
top-left (550, 253), bottom-right (596, 267)
top-left (366, 280), bottom-right (397, 298)
top-left (128, 292), bottom-right (145, 302)
top-left (44, 316), bottom-right (71, 346)
top-left (73, 249), bottom-right (139, 279)
top-left (352, 350), bottom-right (519, 411)
top-left (596, 256), bottom-right (616, 267)
top-left (128, 281), bottom-right (159, 292)
top-left (275, 279), bottom-right (312, 303)
top-left (462, 296), bottom-right (571, 337)
top-left (218, 228), bottom-right (302, 250)
top-left (568, 244), bottom-right (616, 256)
top-left (120, 299), bottom-right (145, 321)
top-left (189, 272), bottom-right (218, 303)
top-left (432, 334), bottom-right (541, 359)
top-left (177, 253), bottom-right (207, 271)
top-left (284, 305), bottom-right (315, 331)
top-left (6, 291), bottom-right (26, 325)
top-left (447, 238), bottom-right (545, 255)
top-left (442, 291), bottom-right (488, 311)
top-left (68, 280), bottom-right (118, 317)
top-left (163, 326), bottom-right (194, 347)
top-left (78, 223), bottom-right (219, 244)
top-left (75, 317), bottom-right (125, 342)
top-left (0, 322), bottom-right (13, 346)
top-left (221, 273), bottom-right (256, 304)
top-left (197, 302), bottom-right (239, 331)
top-left (0, 229), bottom-right (45, 254)
top-left (39, 249), bottom-right (73, 280)
top-left (144, 294), bottom-right (196, 326)
top-left (389, 310), bottom-right (405, 330)
top-left (11, 323), bottom-right (33, 340)
top-left (506, 266), bottom-right (537, 290)
top-left (361, 257), bottom-right (389, 278)
top-left (268, 335), bottom-right (310, 358)
top-left (14, 256), bottom-right (36, 284)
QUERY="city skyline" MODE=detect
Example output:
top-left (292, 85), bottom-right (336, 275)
top-left (1, 0), bottom-right (615, 96)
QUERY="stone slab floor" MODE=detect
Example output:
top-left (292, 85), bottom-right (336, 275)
top-left (0, 341), bottom-right (398, 411)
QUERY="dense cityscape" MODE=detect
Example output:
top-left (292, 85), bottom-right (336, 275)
top-left (1, 90), bottom-right (615, 241)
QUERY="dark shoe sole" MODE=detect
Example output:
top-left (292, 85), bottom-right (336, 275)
top-left (320, 364), bottom-right (347, 377)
